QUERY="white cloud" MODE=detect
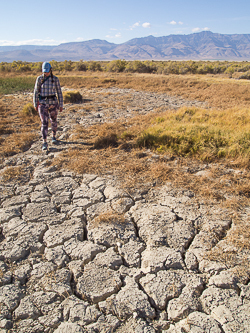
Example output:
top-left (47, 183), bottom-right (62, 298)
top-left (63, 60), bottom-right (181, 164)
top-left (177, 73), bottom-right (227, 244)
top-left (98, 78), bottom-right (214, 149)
top-left (130, 22), bottom-right (140, 30)
top-left (192, 27), bottom-right (211, 33)
top-left (192, 27), bottom-right (201, 32)
top-left (142, 22), bottom-right (151, 28)
top-left (0, 38), bottom-right (65, 46)
top-left (105, 33), bottom-right (122, 39)
top-left (169, 21), bottom-right (184, 26)
top-left (0, 40), bottom-right (15, 46)
top-left (110, 28), bottom-right (118, 31)
top-left (75, 37), bottom-right (84, 42)
top-left (18, 39), bottom-right (61, 45)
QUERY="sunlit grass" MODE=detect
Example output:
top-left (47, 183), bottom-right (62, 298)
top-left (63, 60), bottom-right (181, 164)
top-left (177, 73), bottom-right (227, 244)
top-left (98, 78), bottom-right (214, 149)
top-left (0, 131), bottom-right (38, 157)
top-left (0, 76), bottom-right (36, 95)
top-left (0, 98), bottom-right (40, 159)
top-left (135, 106), bottom-right (250, 163)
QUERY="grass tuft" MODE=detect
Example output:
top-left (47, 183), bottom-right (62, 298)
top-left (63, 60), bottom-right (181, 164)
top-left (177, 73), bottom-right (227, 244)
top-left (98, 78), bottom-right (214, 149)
top-left (94, 133), bottom-right (118, 149)
top-left (21, 103), bottom-right (37, 117)
top-left (0, 99), bottom-right (39, 159)
top-left (1, 132), bottom-right (38, 157)
top-left (93, 211), bottom-right (126, 227)
top-left (1, 166), bottom-right (24, 181)
top-left (63, 90), bottom-right (83, 103)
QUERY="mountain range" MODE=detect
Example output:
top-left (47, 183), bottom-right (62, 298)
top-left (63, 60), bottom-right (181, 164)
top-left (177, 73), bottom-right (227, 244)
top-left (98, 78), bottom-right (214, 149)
top-left (1, 31), bottom-right (250, 62)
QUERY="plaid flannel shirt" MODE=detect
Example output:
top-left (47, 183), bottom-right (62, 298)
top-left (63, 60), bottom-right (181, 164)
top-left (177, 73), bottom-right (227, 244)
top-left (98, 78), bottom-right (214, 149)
top-left (33, 74), bottom-right (63, 108)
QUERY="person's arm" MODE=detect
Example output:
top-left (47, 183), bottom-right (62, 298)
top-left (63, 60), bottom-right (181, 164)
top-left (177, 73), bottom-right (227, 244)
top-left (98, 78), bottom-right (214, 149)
top-left (55, 77), bottom-right (63, 112)
top-left (33, 76), bottom-right (41, 111)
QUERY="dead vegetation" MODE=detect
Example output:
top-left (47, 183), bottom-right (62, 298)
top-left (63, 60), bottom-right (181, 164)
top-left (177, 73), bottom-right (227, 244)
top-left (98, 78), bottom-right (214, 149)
top-left (63, 90), bottom-right (83, 103)
top-left (0, 166), bottom-right (25, 181)
top-left (58, 72), bottom-right (250, 109)
top-left (0, 96), bottom-right (40, 160)
top-left (93, 211), bottom-right (126, 228)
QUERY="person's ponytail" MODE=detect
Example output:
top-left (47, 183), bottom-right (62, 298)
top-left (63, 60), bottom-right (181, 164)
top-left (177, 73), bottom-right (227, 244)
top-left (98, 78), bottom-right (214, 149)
top-left (51, 69), bottom-right (54, 83)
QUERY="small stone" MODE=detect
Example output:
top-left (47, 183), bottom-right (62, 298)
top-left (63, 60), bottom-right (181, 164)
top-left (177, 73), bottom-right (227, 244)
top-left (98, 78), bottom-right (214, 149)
top-left (43, 219), bottom-right (84, 248)
top-left (54, 322), bottom-right (85, 333)
top-left (61, 295), bottom-right (101, 325)
top-left (41, 268), bottom-right (72, 297)
top-left (0, 206), bottom-right (21, 223)
top-left (76, 263), bottom-right (122, 303)
top-left (168, 311), bottom-right (222, 332)
top-left (64, 239), bottom-right (106, 264)
top-left (105, 276), bottom-right (155, 320)
top-left (118, 239), bottom-right (145, 268)
top-left (2, 195), bottom-right (29, 207)
top-left (185, 251), bottom-right (198, 271)
top-left (0, 284), bottom-right (24, 311)
top-left (141, 247), bottom-right (184, 274)
top-left (92, 247), bottom-right (123, 270)
top-left (13, 263), bottom-right (32, 284)
top-left (31, 262), bottom-right (57, 279)
top-left (14, 296), bottom-right (41, 320)
top-left (44, 246), bottom-right (69, 268)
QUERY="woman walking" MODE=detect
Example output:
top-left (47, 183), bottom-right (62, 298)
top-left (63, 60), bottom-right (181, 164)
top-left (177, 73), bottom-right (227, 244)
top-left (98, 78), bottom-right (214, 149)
top-left (33, 62), bottom-right (63, 150)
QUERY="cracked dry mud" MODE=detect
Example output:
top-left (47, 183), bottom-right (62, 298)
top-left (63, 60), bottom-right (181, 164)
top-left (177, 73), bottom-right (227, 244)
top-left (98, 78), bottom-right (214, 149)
top-left (0, 87), bottom-right (250, 332)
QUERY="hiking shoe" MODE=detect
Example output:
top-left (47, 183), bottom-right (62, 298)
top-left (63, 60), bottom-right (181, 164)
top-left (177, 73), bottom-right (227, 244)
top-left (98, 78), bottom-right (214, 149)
top-left (52, 137), bottom-right (57, 144)
top-left (42, 142), bottom-right (48, 150)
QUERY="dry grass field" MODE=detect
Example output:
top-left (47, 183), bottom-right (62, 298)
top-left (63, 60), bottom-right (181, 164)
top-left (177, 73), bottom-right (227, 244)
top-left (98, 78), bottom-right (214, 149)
top-left (1, 71), bottom-right (250, 261)
top-left (0, 96), bottom-right (39, 158)
top-left (57, 72), bottom-right (250, 109)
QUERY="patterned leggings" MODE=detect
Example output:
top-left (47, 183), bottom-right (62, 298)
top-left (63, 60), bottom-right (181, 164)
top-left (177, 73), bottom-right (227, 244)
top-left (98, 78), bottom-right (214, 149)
top-left (38, 104), bottom-right (58, 140)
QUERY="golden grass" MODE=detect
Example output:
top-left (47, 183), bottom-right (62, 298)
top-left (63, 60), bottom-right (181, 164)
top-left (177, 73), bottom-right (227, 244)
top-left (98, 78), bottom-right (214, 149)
top-left (1, 131), bottom-right (38, 157)
top-left (0, 101), bottom-right (12, 135)
top-left (21, 103), bottom-right (36, 117)
top-left (1, 166), bottom-right (25, 181)
top-left (0, 97), bottom-right (40, 160)
top-left (205, 214), bottom-right (250, 275)
top-left (58, 72), bottom-right (250, 109)
top-left (63, 90), bottom-right (83, 103)
top-left (135, 106), bottom-right (250, 163)
top-left (92, 211), bottom-right (126, 227)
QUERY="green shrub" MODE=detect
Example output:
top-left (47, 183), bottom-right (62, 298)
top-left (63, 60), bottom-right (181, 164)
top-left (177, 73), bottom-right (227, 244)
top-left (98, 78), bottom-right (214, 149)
top-left (63, 90), bottom-right (83, 103)
top-left (63, 60), bottom-right (73, 71)
top-left (163, 62), bottom-right (180, 75)
top-left (21, 103), bottom-right (37, 117)
top-left (87, 61), bottom-right (102, 71)
top-left (125, 60), bottom-right (157, 73)
top-left (107, 60), bottom-right (127, 72)
top-left (238, 72), bottom-right (250, 80)
top-left (74, 60), bottom-right (87, 71)
top-left (0, 77), bottom-right (36, 95)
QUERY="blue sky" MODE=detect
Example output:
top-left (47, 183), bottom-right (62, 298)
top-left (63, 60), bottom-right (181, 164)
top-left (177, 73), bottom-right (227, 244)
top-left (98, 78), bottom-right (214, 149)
top-left (0, 0), bottom-right (250, 46)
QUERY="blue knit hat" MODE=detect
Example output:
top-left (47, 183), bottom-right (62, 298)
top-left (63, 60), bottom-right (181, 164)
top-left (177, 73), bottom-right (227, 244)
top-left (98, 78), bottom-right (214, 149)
top-left (42, 62), bottom-right (51, 73)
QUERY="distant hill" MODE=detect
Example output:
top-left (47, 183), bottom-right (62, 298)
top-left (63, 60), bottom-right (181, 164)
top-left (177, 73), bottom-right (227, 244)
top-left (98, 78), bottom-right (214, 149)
top-left (1, 31), bottom-right (250, 62)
